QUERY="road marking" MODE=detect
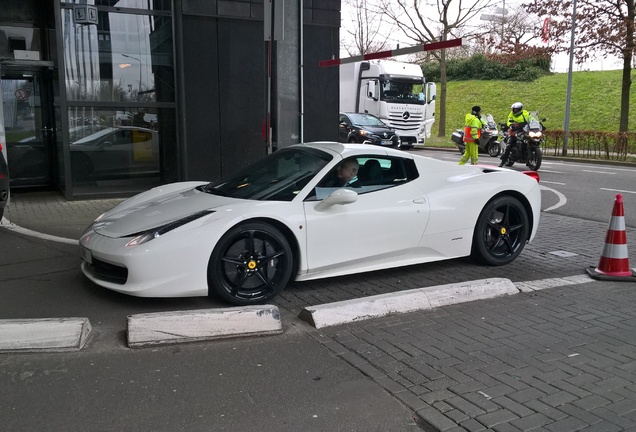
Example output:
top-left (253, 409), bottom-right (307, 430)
top-left (540, 185), bottom-right (567, 212)
top-left (541, 180), bottom-right (566, 185)
top-left (582, 170), bottom-right (617, 175)
top-left (600, 188), bottom-right (636, 194)
top-left (515, 274), bottom-right (594, 292)
top-left (561, 163), bottom-right (635, 172)
top-left (536, 169), bottom-right (564, 174)
top-left (0, 218), bottom-right (78, 245)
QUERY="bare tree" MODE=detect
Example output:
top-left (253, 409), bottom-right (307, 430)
top-left (482, 5), bottom-right (541, 52)
top-left (524, 0), bottom-right (635, 133)
top-left (341, 0), bottom-right (390, 56)
top-left (377, 0), bottom-right (497, 137)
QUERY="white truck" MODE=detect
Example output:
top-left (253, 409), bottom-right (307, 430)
top-left (339, 60), bottom-right (436, 147)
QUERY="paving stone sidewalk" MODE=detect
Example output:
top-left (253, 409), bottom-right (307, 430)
top-left (311, 281), bottom-right (636, 431)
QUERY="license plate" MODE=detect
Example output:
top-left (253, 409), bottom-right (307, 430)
top-left (381, 140), bottom-right (392, 146)
top-left (81, 247), bottom-right (93, 264)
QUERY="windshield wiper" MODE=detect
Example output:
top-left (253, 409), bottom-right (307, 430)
top-left (199, 184), bottom-right (231, 197)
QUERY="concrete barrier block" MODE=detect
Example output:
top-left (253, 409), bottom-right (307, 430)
top-left (0, 317), bottom-right (92, 352)
top-left (127, 305), bottom-right (282, 348)
top-left (299, 278), bottom-right (517, 329)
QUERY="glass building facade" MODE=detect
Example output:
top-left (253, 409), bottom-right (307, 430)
top-left (0, 0), bottom-right (340, 199)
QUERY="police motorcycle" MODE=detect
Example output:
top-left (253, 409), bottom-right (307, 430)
top-left (499, 111), bottom-right (545, 171)
top-left (452, 113), bottom-right (502, 157)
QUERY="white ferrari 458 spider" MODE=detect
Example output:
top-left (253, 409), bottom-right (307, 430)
top-left (80, 142), bottom-right (541, 305)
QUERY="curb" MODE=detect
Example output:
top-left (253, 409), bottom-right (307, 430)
top-left (298, 278), bottom-right (517, 329)
top-left (0, 317), bottom-right (92, 353)
top-left (127, 305), bottom-right (283, 348)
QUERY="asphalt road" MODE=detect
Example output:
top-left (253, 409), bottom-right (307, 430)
top-left (416, 148), bottom-right (636, 227)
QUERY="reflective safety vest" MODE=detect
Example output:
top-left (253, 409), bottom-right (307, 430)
top-left (463, 125), bottom-right (481, 143)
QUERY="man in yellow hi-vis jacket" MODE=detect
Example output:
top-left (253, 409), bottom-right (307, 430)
top-left (459, 105), bottom-right (487, 165)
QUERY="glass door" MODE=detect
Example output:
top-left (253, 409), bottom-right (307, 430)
top-left (1, 70), bottom-right (56, 187)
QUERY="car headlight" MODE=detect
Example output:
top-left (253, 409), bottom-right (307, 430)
top-left (529, 131), bottom-right (542, 138)
top-left (125, 210), bottom-right (214, 247)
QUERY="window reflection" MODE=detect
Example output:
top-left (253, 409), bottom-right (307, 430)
top-left (61, 8), bottom-right (174, 102)
top-left (69, 108), bottom-right (163, 193)
top-left (61, 0), bottom-right (171, 12)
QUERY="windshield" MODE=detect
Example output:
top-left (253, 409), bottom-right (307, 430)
top-left (380, 79), bottom-right (425, 105)
top-left (204, 147), bottom-right (332, 201)
top-left (72, 127), bottom-right (117, 144)
top-left (347, 113), bottom-right (388, 127)
top-left (528, 111), bottom-right (542, 130)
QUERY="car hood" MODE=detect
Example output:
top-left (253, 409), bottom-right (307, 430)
top-left (91, 186), bottom-right (238, 238)
top-left (354, 124), bottom-right (395, 135)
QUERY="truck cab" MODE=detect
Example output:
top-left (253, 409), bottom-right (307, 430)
top-left (340, 60), bottom-right (436, 148)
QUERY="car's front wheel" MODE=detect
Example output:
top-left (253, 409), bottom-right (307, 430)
top-left (208, 222), bottom-right (294, 305)
top-left (471, 196), bottom-right (529, 266)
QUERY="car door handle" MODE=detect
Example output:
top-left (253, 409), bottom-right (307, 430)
top-left (413, 197), bottom-right (426, 204)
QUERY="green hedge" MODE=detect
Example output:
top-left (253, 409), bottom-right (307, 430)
top-left (421, 53), bottom-right (552, 82)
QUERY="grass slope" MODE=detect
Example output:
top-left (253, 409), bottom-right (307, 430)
top-left (437, 70), bottom-right (636, 139)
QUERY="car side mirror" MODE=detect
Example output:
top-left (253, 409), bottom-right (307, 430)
top-left (315, 188), bottom-right (358, 211)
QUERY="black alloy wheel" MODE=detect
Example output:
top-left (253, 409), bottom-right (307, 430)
top-left (471, 196), bottom-right (530, 266)
top-left (526, 147), bottom-right (542, 171)
top-left (208, 222), bottom-right (294, 305)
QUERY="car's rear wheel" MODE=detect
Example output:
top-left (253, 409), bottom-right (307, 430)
top-left (208, 222), bottom-right (294, 305)
top-left (471, 196), bottom-right (529, 266)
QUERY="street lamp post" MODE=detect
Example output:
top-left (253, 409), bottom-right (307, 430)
top-left (562, 0), bottom-right (577, 157)
top-left (122, 54), bottom-right (142, 98)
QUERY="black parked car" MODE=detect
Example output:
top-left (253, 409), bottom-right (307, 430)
top-left (339, 112), bottom-right (401, 147)
top-left (0, 144), bottom-right (9, 221)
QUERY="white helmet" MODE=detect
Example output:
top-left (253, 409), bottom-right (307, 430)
top-left (511, 102), bottom-right (523, 114)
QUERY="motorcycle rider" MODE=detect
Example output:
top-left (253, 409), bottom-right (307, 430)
top-left (459, 105), bottom-right (487, 165)
top-left (499, 102), bottom-right (532, 167)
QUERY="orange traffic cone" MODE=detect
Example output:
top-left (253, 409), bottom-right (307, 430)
top-left (586, 194), bottom-right (636, 281)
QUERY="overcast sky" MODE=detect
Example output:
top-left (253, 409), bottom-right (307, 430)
top-left (339, 1), bottom-right (623, 73)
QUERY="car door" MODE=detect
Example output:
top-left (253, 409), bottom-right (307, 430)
top-left (302, 156), bottom-right (430, 272)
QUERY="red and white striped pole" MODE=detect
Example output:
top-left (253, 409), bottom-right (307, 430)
top-left (319, 38), bottom-right (463, 67)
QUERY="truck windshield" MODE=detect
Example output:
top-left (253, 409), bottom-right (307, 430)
top-left (380, 79), bottom-right (425, 105)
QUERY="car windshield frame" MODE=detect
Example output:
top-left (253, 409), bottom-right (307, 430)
top-left (204, 147), bottom-right (333, 201)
